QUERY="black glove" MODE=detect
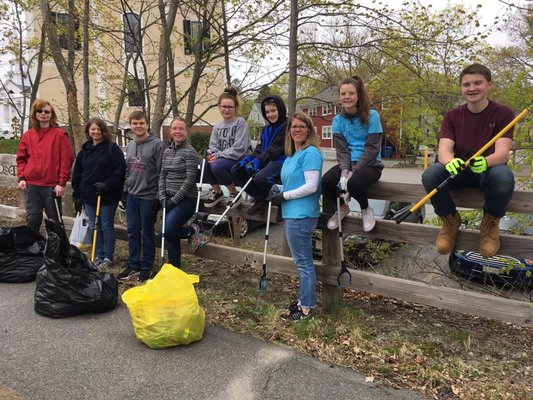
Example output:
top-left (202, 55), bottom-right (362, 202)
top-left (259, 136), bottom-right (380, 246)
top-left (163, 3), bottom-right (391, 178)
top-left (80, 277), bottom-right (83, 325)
top-left (94, 182), bottom-right (107, 194)
top-left (164, 199), bottom-right (176, 212)
top-left (269, 192), bottom-right (283, 206)
top-left (73, 198), bottom-right (83, 213)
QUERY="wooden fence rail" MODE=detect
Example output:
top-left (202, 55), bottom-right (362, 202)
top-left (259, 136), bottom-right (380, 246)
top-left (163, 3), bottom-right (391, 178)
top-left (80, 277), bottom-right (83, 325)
top-left (4, 179), bottom-right (533, 327)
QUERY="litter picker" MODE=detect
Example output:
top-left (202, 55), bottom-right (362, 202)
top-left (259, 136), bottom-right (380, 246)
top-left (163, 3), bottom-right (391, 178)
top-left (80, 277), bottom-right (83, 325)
top-left (202, 174), bottom-right (255, 245)
top-left (90, 195), bottom-right (101, 263)
top-left (188, 158), bottom-right (206, 226)
top-left (259, 196), bottom-right (274, 291)
top-left (336, 191), bottom-right (352, 288)
top-left (393, 107), bottom-right (530, 224)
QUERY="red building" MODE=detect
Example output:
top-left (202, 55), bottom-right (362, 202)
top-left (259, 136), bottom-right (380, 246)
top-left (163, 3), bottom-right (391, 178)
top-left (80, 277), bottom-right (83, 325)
top-left (300, 85), bottom-right (338, 148)
top-left (300, 85), bottom-right (399, 157)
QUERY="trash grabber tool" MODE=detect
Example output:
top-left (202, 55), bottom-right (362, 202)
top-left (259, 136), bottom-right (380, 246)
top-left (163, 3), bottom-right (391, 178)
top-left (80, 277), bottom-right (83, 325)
top-left (259, 198), bottom-right (273, 291)
top-left (189, 158), bottom-right (206, 226)
top-left (203, 173), bottom-right (255, 244)
top-left (160, 205), bottom-right (167, 265)
top-left (336, 191), bottom-right (352, 288)
top-left (53, 195), bottom-right (63, 226)
top-left (393, 107), bottom-right (530, 224)
top-left (90, 195), bottom-right (101, 263)
top-left (149, 205), bottom-right (167, 277)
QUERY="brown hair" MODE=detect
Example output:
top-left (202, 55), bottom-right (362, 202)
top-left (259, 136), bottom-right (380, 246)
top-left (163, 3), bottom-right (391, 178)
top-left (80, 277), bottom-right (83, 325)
top-left (170, 116), bottom-right (189, 129)
top-left (128, 110), bottom-right (148, 124)
top-left (284, 112), bottom-right (319, 156)
top-left (29, 99), bottom-right (58, 130)
top-left (218, 86), bottom-right (241, 112)
top-left (459, 63), bottom-right (492, 84)
top-left (338, 75), bottom-right (371, 125)
top-left (84, 117), bottom-right (112, 142)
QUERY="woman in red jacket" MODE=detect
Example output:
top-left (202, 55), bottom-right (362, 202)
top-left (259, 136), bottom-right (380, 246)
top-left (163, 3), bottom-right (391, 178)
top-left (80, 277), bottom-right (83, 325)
top-left (16, 99), bottom-right (74, 233)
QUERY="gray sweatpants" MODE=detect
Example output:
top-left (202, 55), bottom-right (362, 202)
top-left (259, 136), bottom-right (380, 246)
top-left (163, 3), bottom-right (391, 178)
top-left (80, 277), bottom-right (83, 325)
top-left (24, 184), bottom-right (62, 233)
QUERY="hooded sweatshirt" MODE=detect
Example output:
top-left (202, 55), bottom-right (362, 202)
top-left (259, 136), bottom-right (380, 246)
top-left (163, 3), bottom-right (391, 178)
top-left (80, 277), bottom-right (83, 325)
top-left (252, 95), bottom-right (288, 167)
top-left (124, 133), bottom-right (165, 199)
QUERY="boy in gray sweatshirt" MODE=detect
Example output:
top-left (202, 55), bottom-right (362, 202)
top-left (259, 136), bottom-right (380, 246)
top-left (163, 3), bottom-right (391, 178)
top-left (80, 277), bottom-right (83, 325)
top-left (117, 111), bottom-right (165, 282)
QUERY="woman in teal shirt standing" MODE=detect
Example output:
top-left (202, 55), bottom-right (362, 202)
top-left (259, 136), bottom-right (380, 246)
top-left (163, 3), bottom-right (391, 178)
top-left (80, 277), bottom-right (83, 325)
top-left (269, 112), bottom-right (323, 321)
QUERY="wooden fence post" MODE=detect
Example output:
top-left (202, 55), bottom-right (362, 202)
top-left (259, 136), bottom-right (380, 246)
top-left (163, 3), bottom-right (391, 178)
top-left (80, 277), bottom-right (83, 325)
top-left (321, 196), bottom-right (343, 310)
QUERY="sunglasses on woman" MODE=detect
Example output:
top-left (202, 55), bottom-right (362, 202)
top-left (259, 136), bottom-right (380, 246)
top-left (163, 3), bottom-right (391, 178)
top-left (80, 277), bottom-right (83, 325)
top-left (36, 109), bottom-right (52, 114)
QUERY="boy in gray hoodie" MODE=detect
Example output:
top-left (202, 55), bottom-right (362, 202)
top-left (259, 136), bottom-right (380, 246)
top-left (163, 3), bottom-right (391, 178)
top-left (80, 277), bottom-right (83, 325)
top-left (117, 111), bottom-right (165, 282)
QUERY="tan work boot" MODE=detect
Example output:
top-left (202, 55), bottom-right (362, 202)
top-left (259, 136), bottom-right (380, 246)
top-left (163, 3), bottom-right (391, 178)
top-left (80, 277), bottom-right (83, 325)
top-left (435, 212), bottom-right (462, 254)
top-left (479, 213), bottom-right (500, 257)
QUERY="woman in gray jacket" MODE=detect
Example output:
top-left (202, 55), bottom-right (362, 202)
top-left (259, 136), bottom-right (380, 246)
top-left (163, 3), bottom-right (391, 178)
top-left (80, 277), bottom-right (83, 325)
top-left (159, 117), bottom-right (202, 268)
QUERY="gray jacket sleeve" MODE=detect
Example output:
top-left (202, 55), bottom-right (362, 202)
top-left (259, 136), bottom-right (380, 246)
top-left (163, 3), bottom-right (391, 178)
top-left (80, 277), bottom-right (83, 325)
top-left (333, 134), bottom-right (351, 171)
top-left (353, 133), bottom-right (383, 171)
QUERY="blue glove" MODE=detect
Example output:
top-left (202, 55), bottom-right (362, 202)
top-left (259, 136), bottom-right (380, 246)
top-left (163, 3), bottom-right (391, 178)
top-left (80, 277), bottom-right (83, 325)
top-left (245, 158), bottom-right (260, 174)
top-left (238, 155), bottom-right (253, 168)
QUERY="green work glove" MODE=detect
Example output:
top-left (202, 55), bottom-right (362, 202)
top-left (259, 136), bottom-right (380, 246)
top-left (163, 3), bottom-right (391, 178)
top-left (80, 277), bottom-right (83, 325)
top-left (470, 156), bottom-right (488, 174)
top-left (444, 158), bottom-right (465, 175)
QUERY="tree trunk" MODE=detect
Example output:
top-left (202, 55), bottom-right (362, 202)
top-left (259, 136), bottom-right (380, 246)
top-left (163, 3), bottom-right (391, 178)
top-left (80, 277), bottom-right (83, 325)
top-left (287, 0), bottom-right (298, 114)
top-left (39, 0), bottom-right (83, 151)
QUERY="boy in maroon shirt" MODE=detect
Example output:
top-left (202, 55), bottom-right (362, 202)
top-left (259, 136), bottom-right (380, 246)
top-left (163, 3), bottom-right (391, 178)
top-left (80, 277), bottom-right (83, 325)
top-left (422, 64), bottom-right (515, 257)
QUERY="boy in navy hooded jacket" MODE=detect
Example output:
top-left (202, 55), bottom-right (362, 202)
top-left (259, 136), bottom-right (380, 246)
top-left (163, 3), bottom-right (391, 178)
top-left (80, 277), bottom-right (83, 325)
top-left (232, 95), bottom-right (287, 214)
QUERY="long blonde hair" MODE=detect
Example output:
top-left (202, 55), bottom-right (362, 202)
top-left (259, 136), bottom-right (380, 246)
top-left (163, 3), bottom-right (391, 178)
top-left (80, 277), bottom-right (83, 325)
top-left (284, 112), bottom-right (319, 156)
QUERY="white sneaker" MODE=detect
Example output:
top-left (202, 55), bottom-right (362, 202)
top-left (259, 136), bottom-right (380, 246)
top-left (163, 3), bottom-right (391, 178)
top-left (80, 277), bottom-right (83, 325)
top-left (361, 206), bottom-right (376, 232)
top-left (228, 193), bottom-right (243, 208)
top-left (327, 204), bottom-right (350, 230)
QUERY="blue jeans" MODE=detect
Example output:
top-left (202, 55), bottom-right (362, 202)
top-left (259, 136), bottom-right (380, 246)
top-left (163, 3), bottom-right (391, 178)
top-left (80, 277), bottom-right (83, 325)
top-left (126, 194), bottom-right (158, 272)
top-left (284, 217), bottom-right (318, 308)
top-left (232, 161), bottom-right (282, 200)
top-left (422, 163), bottom-right (515, 218)
top-left (84, 203), bottom-right (118, 261)
top-left (164, 196), bottom-right (195, 268)
top-left (203, 158), bottom-right (239, 186)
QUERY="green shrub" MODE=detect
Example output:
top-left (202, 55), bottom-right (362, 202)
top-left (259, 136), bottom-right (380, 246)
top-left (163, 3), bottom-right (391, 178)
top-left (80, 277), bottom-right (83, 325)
top-left (189, 131), bottom-right (210, 155)
top-left (0, 139), bottom-right (20, 154)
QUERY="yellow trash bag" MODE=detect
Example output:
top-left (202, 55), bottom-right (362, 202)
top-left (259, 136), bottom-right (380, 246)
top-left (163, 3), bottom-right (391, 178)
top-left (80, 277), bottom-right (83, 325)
top-left (122, 264), bottom-right (205, 349)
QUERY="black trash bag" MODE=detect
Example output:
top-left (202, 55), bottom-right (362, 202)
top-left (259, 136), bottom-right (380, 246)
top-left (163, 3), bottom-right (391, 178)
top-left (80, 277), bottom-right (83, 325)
top-left (0, 226), bottom-right (46, 283)
top-left (34, 220), bottom-right (118, 318)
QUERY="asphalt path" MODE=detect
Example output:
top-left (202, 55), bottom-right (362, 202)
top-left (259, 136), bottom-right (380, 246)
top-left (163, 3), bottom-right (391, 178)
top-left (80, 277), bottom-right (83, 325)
top-left (0, 282), bottom-right (426, 400)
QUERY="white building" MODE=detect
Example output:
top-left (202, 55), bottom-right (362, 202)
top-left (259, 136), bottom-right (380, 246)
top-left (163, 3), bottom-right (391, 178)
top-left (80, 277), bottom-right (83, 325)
top-left (0, 62), bottom-right (30, 137)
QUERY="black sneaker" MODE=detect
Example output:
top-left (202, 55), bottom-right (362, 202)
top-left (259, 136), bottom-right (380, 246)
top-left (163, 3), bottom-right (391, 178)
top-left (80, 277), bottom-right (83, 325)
top-left (287, 301), bottom-right (300, 313)
top-left (204, 191), bottom-right (224, 208)
top-left (281, 305), bottom-right (313, 321)
top-left (247, 200), bottom-right (266, 215)
top-left (138, 270), bottom-right (151, 282)
top-left (116, 267), bottom-right (140, 281)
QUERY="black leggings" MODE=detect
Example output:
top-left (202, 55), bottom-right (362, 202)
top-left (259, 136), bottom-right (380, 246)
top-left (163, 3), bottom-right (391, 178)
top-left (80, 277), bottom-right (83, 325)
top-left (322, 164), bottom-right (382, 209)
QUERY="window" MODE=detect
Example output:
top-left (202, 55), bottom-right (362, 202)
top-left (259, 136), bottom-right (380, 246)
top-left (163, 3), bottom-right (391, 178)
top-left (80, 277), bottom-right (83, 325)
top-left (127, 77), bottom-right (145, 107)
top-left (322, 126), bottom-right (332, 140)
top-left (184, 19), bottom-right (210, 55)
top-left (322, 104), bottom-right (332, 115)
top-left (123, 13), bottom-right (141, 54)
top-left (51, 12), bottom-right (80, 50)
top-left (308, 107), bottom-right (317, 117)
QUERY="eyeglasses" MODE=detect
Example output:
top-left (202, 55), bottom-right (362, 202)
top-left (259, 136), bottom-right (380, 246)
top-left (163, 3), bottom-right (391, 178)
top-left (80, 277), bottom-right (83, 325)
top-left (291, 125), bottom-right (307, 130)
top-left (220, 105), bottom-right (235, 110)
top-left (36, 109), bottom-right (52, 115)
